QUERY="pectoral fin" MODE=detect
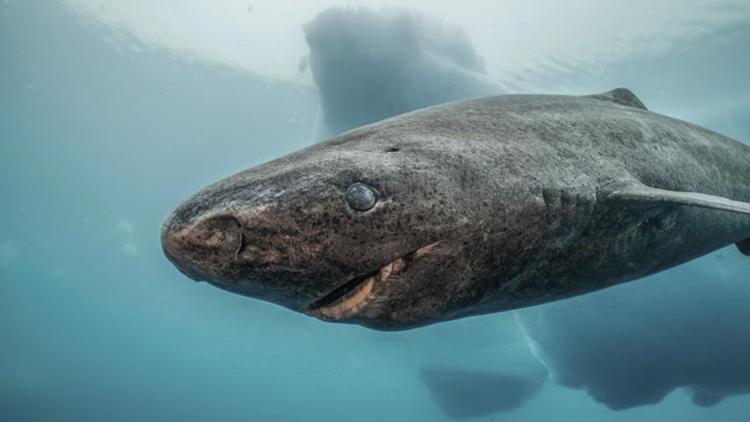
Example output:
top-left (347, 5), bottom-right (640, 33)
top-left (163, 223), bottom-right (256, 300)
top-left (602, 181), bottom-right (750, 215)
top-left (601, 181), bottom-right (750, 255)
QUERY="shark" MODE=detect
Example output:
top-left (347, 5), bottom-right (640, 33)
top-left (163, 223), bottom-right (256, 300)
top-left (161, 89), bottom-right (750, 330)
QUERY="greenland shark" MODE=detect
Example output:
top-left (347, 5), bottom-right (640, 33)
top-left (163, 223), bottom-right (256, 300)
top-left (161, 89), bottom-right (750, 330)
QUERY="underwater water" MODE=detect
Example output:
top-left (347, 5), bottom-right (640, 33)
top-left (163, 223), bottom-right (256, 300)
top-left (2, 1), bottom-right (749, 421)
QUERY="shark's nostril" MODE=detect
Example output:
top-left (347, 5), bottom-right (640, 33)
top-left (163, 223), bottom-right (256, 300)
top-left (197, 215), bottom-right (243, 256)
top-left (160, 212), bottom-right (244, 282)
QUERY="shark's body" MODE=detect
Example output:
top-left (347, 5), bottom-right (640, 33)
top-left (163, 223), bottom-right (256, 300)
top-left (162, 89), bottom-right (750, 330)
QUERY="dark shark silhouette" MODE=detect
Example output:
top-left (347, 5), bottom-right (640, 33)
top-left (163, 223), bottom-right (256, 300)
top-left (419, 368), bottom-right (545, 418)
top-left (303, 7), bottom-right (502, 139)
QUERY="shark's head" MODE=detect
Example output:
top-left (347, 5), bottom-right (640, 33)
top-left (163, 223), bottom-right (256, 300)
top-left (162, 123), bottom-right (533, 330)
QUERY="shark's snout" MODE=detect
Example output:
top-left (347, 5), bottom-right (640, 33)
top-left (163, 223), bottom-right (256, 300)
top-left (160, 203), bottom-right (319, 313)
top-left (161, 212), bottom-right (243, 283)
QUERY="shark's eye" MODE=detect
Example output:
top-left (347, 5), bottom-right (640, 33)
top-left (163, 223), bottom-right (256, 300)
top-left (345, 183), bottom-right (377, 211)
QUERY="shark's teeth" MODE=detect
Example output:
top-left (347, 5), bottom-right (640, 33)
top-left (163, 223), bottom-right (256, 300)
top-left (392, 258), bottom-right (406, 274)
top-left (314, 256), bottom-right (408, 319)
top-left (378, 262), bottom-right (394, 281)
top-left (318, 276), bottom-right (375, 319)
top-left (310, 242), bottom-right (443, 320)
top-left (378, 256), bottom-right (409, 282)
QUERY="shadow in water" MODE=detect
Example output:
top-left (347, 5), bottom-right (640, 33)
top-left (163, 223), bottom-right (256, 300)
top-left (419, 368), bottom-right (545, 419)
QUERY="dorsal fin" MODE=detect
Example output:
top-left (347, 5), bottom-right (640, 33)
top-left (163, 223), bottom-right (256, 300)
top-left (586, 88), bottom-right (647, 110)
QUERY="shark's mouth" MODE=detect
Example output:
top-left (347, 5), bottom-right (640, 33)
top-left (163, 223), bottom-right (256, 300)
top-left (306, 241), bottom-right (441, 320)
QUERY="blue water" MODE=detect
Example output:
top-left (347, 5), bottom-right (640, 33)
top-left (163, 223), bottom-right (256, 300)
top-left (2, 2), bottom-right (749, 421)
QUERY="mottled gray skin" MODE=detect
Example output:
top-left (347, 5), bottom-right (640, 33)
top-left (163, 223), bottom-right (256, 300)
top-left (162, 90), bottom-right (750, 330)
